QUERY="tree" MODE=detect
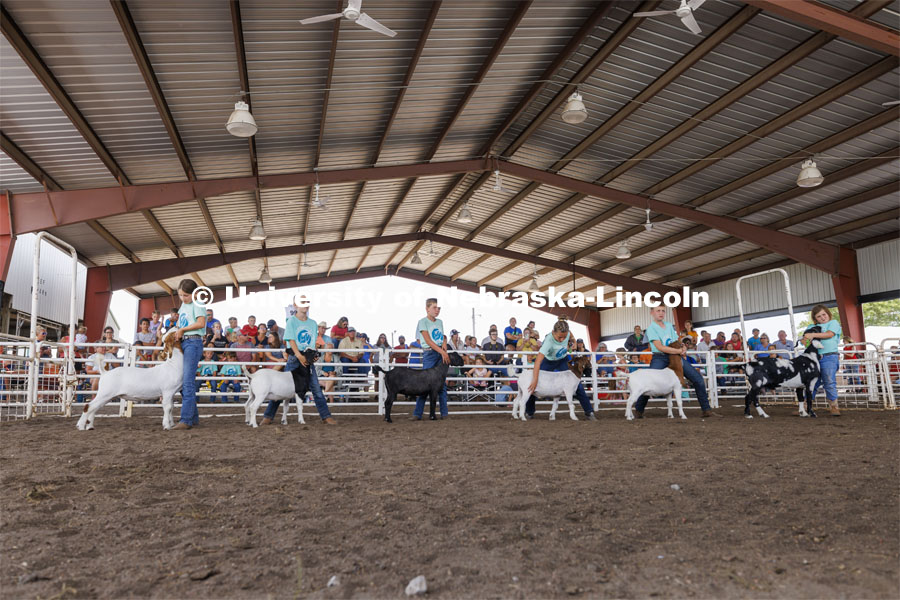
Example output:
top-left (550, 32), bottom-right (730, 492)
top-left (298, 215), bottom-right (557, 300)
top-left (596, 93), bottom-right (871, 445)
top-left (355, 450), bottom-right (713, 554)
top-left (863, 299), bottom-right (900, 327)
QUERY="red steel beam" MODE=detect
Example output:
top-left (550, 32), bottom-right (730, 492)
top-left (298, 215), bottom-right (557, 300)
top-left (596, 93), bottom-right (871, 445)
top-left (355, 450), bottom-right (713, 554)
top-left (744, 0), bottom-right (899, 57)
top-left (499, 161), bottom-right (843, 275)
top-left (9, 158), bottom-right (493, 235)
top-left (105, 231), bottom-right (674, 295)
top-left (1, 192), bottom-right (14, 282)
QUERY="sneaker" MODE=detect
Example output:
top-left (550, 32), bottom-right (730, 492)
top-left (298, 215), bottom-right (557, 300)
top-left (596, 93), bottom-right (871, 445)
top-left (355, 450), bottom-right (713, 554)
top-left (172, 422), bottom-right (192, 430)
top-left (587, 413), bottom-right (597, 421)
top-left (525, 414), bottom-right (534, 420)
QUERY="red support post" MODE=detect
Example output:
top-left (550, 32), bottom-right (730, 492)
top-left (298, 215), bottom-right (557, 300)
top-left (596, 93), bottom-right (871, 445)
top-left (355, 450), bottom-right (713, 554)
top-left (833, 248), bottom-right (865, 343)
top-left (672, 306), bottom-right (693, 337)
top-left (0, 192), bottom-right (15, 283)
top-left (586, 309), bottom-right (601, 351)
top-left (84, 267), bottom-right (112, 341)
top-left (137, 298), bottom-right (157, 322)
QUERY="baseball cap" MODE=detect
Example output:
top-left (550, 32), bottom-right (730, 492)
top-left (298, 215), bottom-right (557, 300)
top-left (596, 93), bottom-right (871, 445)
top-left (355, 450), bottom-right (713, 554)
top-left (267, 319), bottom-right (276, 328)
top-left (318, 320), bottom-right (327, 328)
top-left (348, 326), bottom-right (356, 332)
top-left (450, 329), bottom-right (459, 335)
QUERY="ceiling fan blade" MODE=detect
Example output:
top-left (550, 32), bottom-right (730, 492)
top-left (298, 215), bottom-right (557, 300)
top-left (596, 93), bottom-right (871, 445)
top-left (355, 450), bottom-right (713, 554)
top-left (634, 9), bottom-right (675, 17)
top-left (681, 10), bottom-right (702, 34)
top-left (882, 100), bottom-right (900, 106)
top-left (356, 13), bottom-right (397, 37)
top-left (300, 13), bottom-right (344, 25)
top-left (348, 0), bottom-right (362, 12)
top-left (687, 0), bottom-right (706, 10)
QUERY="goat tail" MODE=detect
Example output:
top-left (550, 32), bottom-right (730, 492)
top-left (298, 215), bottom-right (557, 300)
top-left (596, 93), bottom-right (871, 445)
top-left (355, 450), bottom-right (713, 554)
top-left (241, 365), bottom-right (256, 379)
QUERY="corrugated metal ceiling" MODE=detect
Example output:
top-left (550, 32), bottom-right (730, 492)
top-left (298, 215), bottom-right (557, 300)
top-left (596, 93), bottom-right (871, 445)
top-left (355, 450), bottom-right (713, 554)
top-left (1, 0), bottom-right (896, 300)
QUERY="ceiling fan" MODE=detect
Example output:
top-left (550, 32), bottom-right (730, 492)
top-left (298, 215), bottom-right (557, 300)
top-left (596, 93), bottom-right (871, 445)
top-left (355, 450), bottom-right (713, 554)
top-left (882, 100), bottom-right (900, 106)
top-left (300, 253), bottom-right (318, 269)
top-left (624, 208), bottom-right (654, 232)
top-left (300, 0), bottom-right (396, 37)
top-left (635, 0), bottom-right (706, 35)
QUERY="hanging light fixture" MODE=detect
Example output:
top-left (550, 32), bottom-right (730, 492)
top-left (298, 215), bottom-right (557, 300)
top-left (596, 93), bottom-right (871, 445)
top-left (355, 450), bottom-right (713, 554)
top-left (796, 158), bottom-right (824, 187)
top-left (226, 92), bottom-right (257, 137)
top-left (248, 219), bottom-right (266, 241)
top-left (313, 183), bottom-right (328, 208)
top-left (529, 265), bottom-right (540, 291)
top-left (615, 240), bottom-right (632, 260)
top-left (561, 90), bottom-right (588, 124)
top-left (259, 266), bottom-right (273, 284)
top-left (458, 202), bottom-right (473, 224)
top-left (302, 253), bottom-right (312, 268)
top-left (410, 250), bottom-right (423, 265)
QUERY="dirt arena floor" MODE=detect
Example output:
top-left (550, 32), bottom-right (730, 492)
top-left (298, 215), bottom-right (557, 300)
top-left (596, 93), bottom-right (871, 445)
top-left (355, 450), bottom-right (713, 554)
top-left (2, 403), bottom-right (898, 599)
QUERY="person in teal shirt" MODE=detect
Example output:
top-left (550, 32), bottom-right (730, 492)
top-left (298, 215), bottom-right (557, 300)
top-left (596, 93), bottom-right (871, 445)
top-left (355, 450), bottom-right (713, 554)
top-left (412, 298), bottom-right (451, 419)
top-left (172, 279), bottom-right (207, 429)
top-left (261, 295), bottom-right (335, 425)
top-left (218, 353), bottom-right (242, 403)
top-left (631, 306), bottom-right (716, 418)
top-left (523, 317), bottom-right (595, 420)
top-left (805, 304), bottom-right (842, 416)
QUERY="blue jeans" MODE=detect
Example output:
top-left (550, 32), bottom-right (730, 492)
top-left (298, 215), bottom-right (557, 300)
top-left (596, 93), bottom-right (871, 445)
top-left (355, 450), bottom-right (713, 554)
top-left (219, 380), bottom-right (241, 403)
top-left (497, 385), bottom-right (514, 404)
top-left (525, 357), bottom-right (593, 416)
top-left (263, 366), bottom-right (333, 421)
top-left (633, 353), bottom-right (710, 413)
top-left (812, 353), bottom-right (839, 402)
top-left (340, 356), bottom-right (359, 375)
top-left (180, 337), bottom-right (203, 425)
top-left (414, 351), bottom-right (448, 418)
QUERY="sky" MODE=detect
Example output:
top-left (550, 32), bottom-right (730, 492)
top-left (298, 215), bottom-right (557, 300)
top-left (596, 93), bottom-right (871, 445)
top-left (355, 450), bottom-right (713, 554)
top-left (110, 277), bottom-right (900, 349)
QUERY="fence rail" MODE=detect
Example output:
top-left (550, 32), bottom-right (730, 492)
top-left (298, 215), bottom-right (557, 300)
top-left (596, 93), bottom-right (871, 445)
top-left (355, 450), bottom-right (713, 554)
top-left (2, 337), bottom-right (898, 422)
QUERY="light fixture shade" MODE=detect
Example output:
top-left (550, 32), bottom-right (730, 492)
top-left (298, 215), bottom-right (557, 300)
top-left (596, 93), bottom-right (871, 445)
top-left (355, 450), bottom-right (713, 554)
top-left (561, 92), bottom-right (588, 124)
top-left (248, 219), bottom-right (266, 241)
top-left (410, 251), bottom-right (423, 265)
top-left (227, 100), bottom-right (258, 137)
top-left (615, 241), bottom-right (631, 260)
top-left (797, 159), bottom-right (823, 187)
top-left (529, 277), bottom-right (540, 292)
top-left (259, 267), bottom-right (273, 284)
top-left (458, 203), bottom-right (473, 224)
top-left (644, 222), bottom-right (653, 232)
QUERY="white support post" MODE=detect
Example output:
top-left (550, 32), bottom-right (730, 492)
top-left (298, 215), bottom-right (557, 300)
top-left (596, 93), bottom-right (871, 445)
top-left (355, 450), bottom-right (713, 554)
top-left (706, 350), bottom-right (718, 409)
top-left (377, 347), bottom-right (387, 415)
top-left (736, 268), bottom-right (796, 364)
top-left (590, 351), bottom-right (599, 412)
top-left (28, 232), bottom-right (79, 419)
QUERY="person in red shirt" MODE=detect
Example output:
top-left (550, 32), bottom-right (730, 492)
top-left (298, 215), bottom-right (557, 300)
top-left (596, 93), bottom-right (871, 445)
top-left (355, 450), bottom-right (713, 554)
top-left (390, 335), bottom-right (409, 365)
top-left (330, 316), bottom-right (349, 344)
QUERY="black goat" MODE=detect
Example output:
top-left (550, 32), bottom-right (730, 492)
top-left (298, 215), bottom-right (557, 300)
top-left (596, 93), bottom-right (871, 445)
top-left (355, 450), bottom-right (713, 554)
top-left (373, 351), bottom-right (464, 423)
top-left (741, 326), bottom-right (823, 419)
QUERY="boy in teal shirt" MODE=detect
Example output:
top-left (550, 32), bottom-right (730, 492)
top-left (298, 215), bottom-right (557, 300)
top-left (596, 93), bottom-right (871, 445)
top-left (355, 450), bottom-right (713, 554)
top-left (632, 306), bottom-right (716, 418)
top-left (218, 352), bottom-right (242, 403)
top-left (412, 298), bottom-right (451, 420)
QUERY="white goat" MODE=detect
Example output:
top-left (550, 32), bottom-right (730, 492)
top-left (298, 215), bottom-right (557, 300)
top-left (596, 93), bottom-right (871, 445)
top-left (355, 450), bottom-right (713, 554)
top-left (76, 332), bottom-right (183, 431)
top-left (511, 356), bottom-right (591, 421)
top-left (625, 367), bottom-right (685, 420)
top-left (242, 366), bottom-right (306, 427)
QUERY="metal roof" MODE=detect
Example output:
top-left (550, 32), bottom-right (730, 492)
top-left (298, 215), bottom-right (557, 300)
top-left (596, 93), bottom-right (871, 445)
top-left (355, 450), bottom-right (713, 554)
top-left (1, 0), bottom-right (898, 300)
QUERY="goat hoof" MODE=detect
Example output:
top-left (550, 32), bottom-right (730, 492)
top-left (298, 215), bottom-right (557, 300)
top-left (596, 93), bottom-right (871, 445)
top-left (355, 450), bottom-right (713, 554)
top-left (384, 416), bottom-right (392, 423)
top-left (745, 414), bottom-right (753, 419)
top-left (429, 415), bottom-right (437, 421)
top-left (810, 412), bottom-right (817, 418)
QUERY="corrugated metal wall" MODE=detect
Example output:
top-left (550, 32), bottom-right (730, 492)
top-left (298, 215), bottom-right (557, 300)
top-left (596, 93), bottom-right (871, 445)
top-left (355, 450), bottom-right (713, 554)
top-left (858, 239), bottom-right (899, 296)
top-left (600, 239), bottom-right (899, 336)
top-left (7, 233), bottom-right (86, 324)
top-left (692, 263), bottom-right (835, 323)
top-left (600, 305), bottom-right (673, 337)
